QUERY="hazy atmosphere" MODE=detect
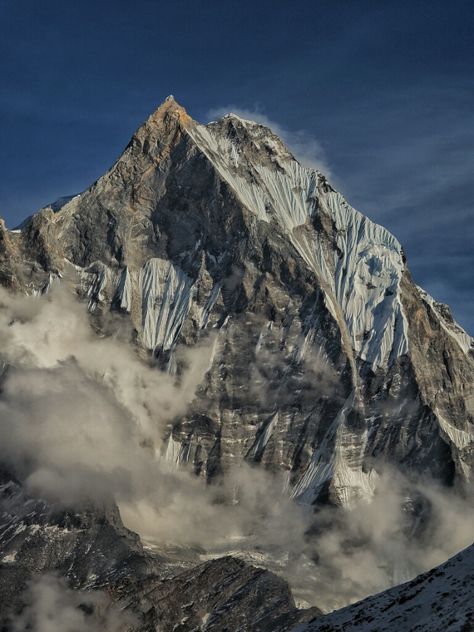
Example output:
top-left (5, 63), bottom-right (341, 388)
top-left (2, 287), bottom-right (473, 612)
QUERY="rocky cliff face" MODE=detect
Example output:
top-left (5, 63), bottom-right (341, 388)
top-left (2, 96), bottom-right (472, 506)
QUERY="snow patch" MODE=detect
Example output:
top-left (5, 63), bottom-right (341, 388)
top-left (139, 258), bottom-right (194, 352)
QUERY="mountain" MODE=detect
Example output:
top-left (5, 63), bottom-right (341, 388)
top-left (293, 544), bottom-right (474, 631)
top-left (0, 97), bottom-right (473, 629)
top-left (1, 96), bottom-right (473, 503)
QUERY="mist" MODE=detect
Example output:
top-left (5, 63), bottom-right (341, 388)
top-left (299, 470), bottom-right (474, 611)
top-left (0, 287), bottom-right (472, 613)
top-left (13, 574), bottom-right (135, 632)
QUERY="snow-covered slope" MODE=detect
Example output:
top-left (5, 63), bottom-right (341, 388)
top-left (191, 115), bottom-right (410, 370)
top-left (293, 544), bottom-right (474, 632)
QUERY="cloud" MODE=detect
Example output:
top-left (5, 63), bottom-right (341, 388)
top-left (14, 574), bottom-right (136, 632)
top-left (0, 285), bottom-right (219, 503)
top-left (0, 285), bottom-right (215, 447)
top-left (0, 286), bottom-right (309, 551)
top-left (0, 287), bottom-right (472, 615)
top-left (207, 106), bottom-right (332, 177)
top-left (302, 469), bottom-right (474, 611)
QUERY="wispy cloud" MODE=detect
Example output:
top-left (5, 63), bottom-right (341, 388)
top-left (1, 288), bottom-right (473, 613)
top-left (14, 574), bottom-right (135, 632)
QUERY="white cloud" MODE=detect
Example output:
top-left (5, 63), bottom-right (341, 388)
top-left (0, 287), bottom-right (472, 614)
top-left (14, 574), bottom-right (135, 632)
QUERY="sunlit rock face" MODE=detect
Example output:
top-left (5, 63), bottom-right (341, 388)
top-left (2, 96), bottom-right (473, 508)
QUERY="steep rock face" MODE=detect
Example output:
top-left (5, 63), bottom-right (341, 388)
top-left (293, 544), bottom-right (474, 632)
top-left (1, 97), bottom-right (473, 505)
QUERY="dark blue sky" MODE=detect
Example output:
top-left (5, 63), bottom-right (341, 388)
top-left (1, 0), bottom-right (473, 332)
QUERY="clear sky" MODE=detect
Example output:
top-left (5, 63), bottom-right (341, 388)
top-left (1, 0), bottom-right (473, 332)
